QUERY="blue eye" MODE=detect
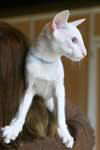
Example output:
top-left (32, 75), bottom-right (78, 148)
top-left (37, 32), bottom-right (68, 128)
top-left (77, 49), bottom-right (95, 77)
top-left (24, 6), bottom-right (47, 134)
top-left (72, 37), bottom-right (78, 43)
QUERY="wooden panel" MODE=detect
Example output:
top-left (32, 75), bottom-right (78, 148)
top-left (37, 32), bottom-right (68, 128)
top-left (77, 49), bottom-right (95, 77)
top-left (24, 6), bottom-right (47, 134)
top-left (97, 48), bottom-right (100, 150)
top-left (10, 21), bottom-right (31, 39)
top-left (62, 57), bottom-right (88, 115)
top-left (34, 19), bottom-right (51, 38)
top-left (94, 14), bottom-right (100, 36)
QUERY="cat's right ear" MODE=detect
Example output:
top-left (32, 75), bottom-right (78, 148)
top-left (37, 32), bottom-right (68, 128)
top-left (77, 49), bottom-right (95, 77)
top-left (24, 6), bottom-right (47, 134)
top-left (52, 10), bottom-right (70, 30)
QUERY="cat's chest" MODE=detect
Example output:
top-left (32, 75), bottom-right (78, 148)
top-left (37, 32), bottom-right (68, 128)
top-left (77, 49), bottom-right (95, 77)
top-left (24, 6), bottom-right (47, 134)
top-left (26, 57), bottom-right (64, 82)
top-left (33, 78), bottom-right (54, 99)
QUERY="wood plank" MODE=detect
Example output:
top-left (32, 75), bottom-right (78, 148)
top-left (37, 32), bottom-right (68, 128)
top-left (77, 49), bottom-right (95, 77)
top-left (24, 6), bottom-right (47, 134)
top-left (94, 14), bottom-right (100, 36)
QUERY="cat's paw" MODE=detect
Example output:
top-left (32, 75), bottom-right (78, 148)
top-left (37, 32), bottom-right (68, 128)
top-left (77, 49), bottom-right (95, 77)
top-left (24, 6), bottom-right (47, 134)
top-left (1, 123), bottom-right (22, 144)
top-left (57, 126), bottom-right (74, 148)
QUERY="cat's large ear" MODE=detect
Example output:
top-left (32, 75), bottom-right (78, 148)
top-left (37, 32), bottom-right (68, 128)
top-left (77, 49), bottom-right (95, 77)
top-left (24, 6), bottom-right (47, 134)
top-left (70, 18), bottom-right (86, 27)
top-left (52, 10), bottom-right (70, 30)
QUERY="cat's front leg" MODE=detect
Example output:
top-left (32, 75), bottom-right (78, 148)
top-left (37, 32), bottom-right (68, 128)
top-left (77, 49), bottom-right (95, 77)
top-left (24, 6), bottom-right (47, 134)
top-left (54, 82), bottom-right (74, 148)
top-left (1, 87), bottom-right (35, 144)
top-left (1, 118), bottom-right (24, 144)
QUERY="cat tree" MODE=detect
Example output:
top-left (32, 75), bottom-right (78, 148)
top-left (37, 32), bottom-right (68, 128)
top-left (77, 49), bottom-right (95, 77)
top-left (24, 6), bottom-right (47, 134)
top-left (0, 22), bottom-right (95, 150)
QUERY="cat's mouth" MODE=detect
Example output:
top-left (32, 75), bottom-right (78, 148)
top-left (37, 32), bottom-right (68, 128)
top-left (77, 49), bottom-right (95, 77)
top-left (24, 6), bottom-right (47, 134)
top-left (65, 54), bottom-right (83, 62)
top-left (71, 55), bottom-right (85, 61)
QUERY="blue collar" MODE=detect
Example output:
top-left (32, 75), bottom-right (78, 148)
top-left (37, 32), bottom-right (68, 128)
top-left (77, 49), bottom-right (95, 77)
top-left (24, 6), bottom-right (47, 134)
top-left (33, 55), bottom-right (57, 64)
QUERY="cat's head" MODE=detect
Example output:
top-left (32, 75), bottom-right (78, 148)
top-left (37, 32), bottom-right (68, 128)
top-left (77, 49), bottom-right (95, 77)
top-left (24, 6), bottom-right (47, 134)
top-left (47, 10), bottom-right (87, 61)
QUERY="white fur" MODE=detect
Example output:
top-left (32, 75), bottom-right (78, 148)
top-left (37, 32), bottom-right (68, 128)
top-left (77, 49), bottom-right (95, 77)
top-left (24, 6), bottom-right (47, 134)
top-left (1, 10), bottom-right (87, 148)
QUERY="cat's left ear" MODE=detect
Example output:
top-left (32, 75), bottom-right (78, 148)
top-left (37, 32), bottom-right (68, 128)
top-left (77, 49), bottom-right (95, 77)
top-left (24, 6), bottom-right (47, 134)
top-left (70, 18), bottom-right (86, 27)
top-left (52, 10), bottom-right (70, 30)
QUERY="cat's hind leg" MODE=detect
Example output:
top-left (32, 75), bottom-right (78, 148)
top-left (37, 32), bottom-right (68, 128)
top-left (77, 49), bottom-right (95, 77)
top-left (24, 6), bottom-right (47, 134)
top-left (44, 97), bottom-right (58, 137)
top-left (44, 97), bottom-right (54, 112)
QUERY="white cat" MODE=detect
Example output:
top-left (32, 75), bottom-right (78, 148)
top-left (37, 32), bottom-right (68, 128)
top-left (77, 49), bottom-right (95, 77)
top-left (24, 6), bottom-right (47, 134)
top-left (1, 10), bottom-right (87, 148)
